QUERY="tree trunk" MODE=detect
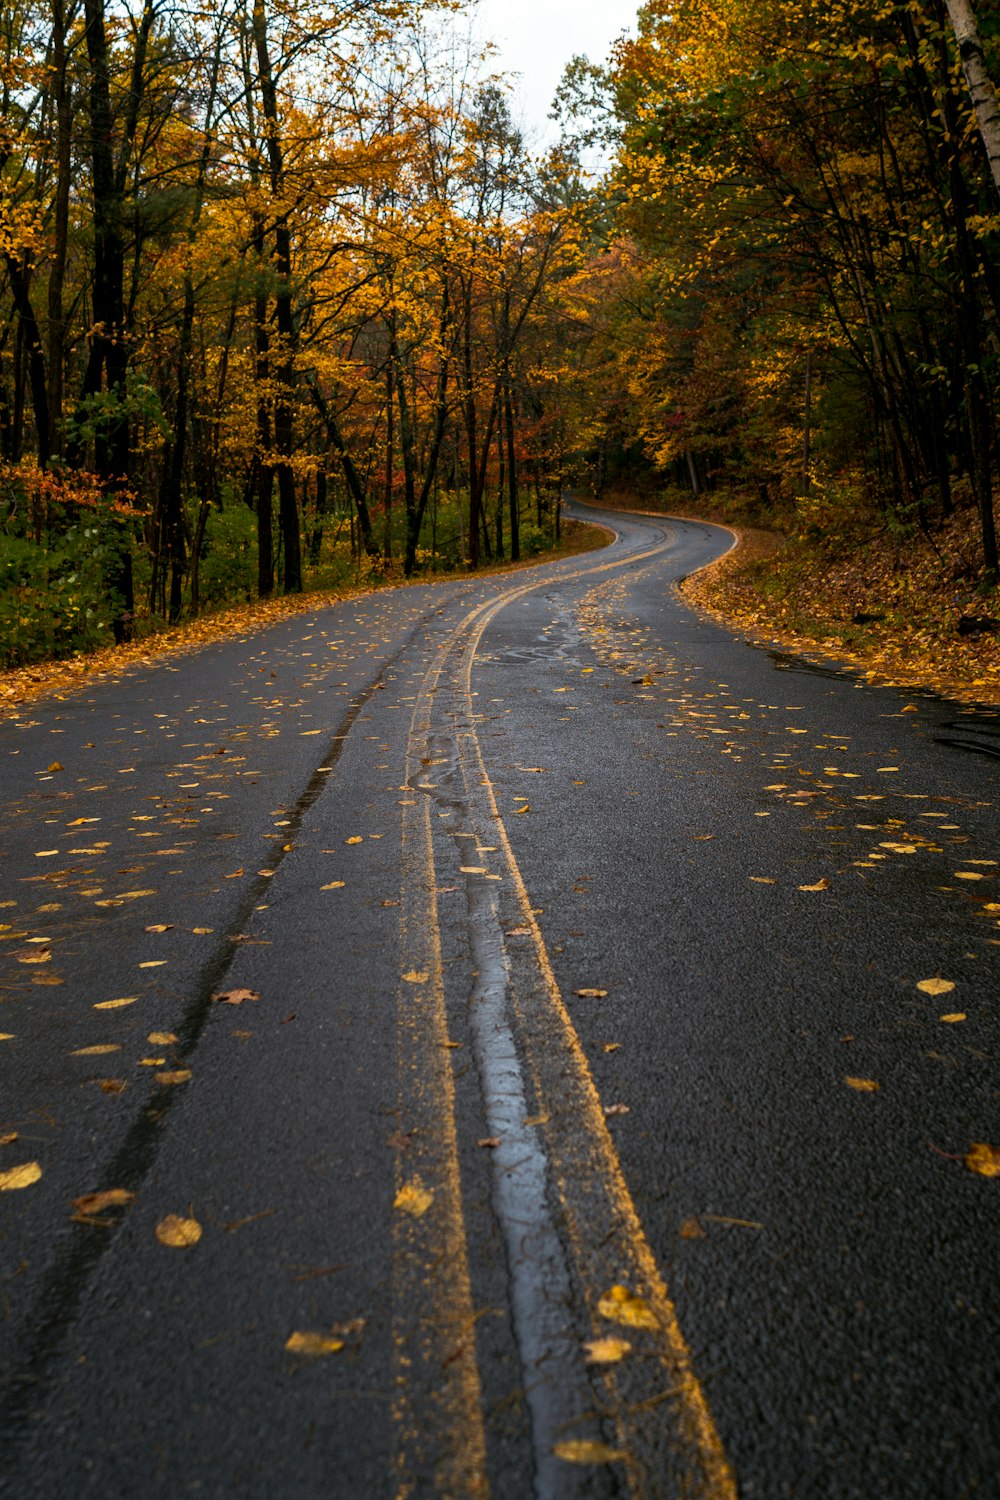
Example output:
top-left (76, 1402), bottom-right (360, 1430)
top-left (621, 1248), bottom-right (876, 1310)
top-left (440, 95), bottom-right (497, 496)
top-left (945, 0), bottom-right (1000, 197)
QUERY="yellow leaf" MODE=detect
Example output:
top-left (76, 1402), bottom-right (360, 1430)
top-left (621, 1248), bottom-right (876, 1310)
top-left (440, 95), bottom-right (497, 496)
top-left (345, 836), bottom-right (363, 845)
top-left (0, 1033), bottom-right (13, 1042)
top-left (97, 1078), bottom-right (127, 1094)
top-left (138, 961), bottom-right (166, 968)
top-left (965, 1142), bottom-right (1000, 1178)
top-left (321, 881), bottom-right (346, 891)
top-left (0, 1161), bottom-right (42, 1191)
top-left (147, 1032), bottom-right (177, 1045)
top-left (940, 1013), bottom-right (966, 1024)
top-left (597, 1284), bottom-right (658, 1330)
top-left (394, 1178), bottom-right (433, 1217)
top-left (845, 1077), bottom-right (879, 1092)
top-left (71, 1188), bottom-right (134, 1216)
top-left (798, 879), bottom-right (830, 892)
top-left (954, 872), bottom-right (984, 880)
top-left (583, 1337), bottom-right (631, 1364)
top-left (554, 1441), bottom-right (626, 1464)
top-left (749, 877), bottom-right (776, 884)
top-left (157, 1069), bottom-right (192, 1085)
top-left (916, 978), bottom-right (955, 996)
top-left (155, 1213), bottom-right (202, 1247)
top-left (575, 987), bottom-right (608, 998)
top-left (47, 762), bottom-right (63, 773)
top-left (192, 927), bottom-right (214, 935)
top-left (285, 1331), bottom-right (345, 1356)
top-left (402, 970), bottom-right (429, 984)
top-left (0, 1130), bottom-right (17, 1145)
top-left (93, 997), bottom-right (138, 1010)
top-left (71, 1044), bottom-right (121, 1056)
top-left (514, 804), bottom-right (530, 814)
top-left (679, 1216), bottom-right (706, 1239)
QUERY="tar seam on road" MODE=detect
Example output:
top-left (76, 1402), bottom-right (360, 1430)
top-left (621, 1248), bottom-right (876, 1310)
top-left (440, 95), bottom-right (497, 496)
top-left (388, 514), bottom-right (737, 1499)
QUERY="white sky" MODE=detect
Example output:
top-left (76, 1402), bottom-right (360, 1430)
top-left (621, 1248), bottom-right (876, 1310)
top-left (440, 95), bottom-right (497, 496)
top-left (473, 0), bottom-right (639, 150)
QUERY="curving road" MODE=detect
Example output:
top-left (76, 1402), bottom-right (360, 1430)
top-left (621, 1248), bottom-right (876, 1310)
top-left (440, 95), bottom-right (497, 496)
top-left (1, 502), bottom-right (998, 1498)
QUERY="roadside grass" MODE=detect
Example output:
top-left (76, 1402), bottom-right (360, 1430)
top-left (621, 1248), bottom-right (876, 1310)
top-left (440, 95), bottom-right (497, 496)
top-left (0, 515), bottom-right (608, 717)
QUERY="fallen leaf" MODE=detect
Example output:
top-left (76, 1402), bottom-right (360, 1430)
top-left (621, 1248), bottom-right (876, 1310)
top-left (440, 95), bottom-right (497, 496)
top-left (917, 978), bottom-right (955, 996)
top-left (553, 1441), bottom-right (626, 1465)
top-left (192, 927), bottom-right (214, 935)
top-left (320, 882), bottom-right (346, 891)
top-left (144, 924), bottom-right (174, 934)
top-left (798, 878), bottom-right (830, 892)
top-left (212, 988), bottom-right (260, 1005)
top-left (71, 1044), bottom-right (121, 1056)
top-left (597, 1284), bottom-right (658, 1330)
top-left (139, 1057), bottom-right (166, 1067)
top-left (602, 1042), bottom-right (621, 1053)
top-left (514, 804), bottom-right (530, 814)
top-left (97, 1078), bottom-right (126, 1094)
top-left (965, 1142), bottom-right (1000, 1178)
top-left (940, 1013), bottom-right (966, 1024)
top-left (47, 762), bottom-right (63, 773)
top-left (157, 1069), bottom-right (192, 1086)
top-left (679, 1216), bottom-right (706, 1239)
top-left (345, 836), bottom-right (363, 845)
top-left (603, 1103), bottom-right (630, 1117)
top-left (147, 1032), bottom-right (178, 1046)
top-left (285, 1331), bottom-right (344, 1357)
top-left (138, 960), bottom-right (166, 968)
top-left (0, 1131), bottom-right (17, 1146)
top-left (575, 987), bottom-right (608, 998)
top-left (749, 876), bottom-right (776, 884)
top-left (93, 997), bottom-right (138, 1010)
top-left (0, 1161), bottom-right (42, 1191)
top-left (583, 1337), bottom-right (631, 1364)
top-left (954, 871), bottom-right (984, 881)
top-left (155, 1213), bottom-right (202, 1247)
top-left (71, 1189), bottom-right (134, 1217)
top-left (394, 1178), bottom-right (433, 1216)
top-left (478, 1137), bottom-right (502, 1148)
top-left (845, 1076), bottom-right (880, 1092)
top-left (402, 970), bottom-right (429, 985)
top-left (459, 866), bottom-right (488, 875)
top-left (523, 1112), bottom-right (549, 1127)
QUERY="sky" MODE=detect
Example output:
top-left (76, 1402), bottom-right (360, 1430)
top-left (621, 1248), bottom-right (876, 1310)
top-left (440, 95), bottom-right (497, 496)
top-left (472, 0), bottom-right (639, 150)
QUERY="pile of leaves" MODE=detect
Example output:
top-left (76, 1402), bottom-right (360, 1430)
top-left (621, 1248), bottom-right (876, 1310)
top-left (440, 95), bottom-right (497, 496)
top-left (682, 501), bottom-right (1000, 705)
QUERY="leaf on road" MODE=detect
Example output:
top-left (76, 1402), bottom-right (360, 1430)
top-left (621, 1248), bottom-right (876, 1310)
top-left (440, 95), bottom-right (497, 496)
top-left (47, 762), bottom-right (63, 773)
top-left (212, 988), bottom-right (260, 1005)
top-left (0, 1131), bottom-right (17, 1146)
top-left (750, 876), bottom-right (776, 884)
top-left (965, 1142), bottom-right (1000, 1178)
top-left (192, 927), bottom-right (214, 935)
top-left (679, 1216), bottom-right (706, 1239)
top-left (394, 1178), bottom-right (433, 1217)
top-left (514, 804), bottom-right (530, 814)
top-left (285, 1331), bottom-right (344, 1356)
top-left (16, 949), bottom-right (51, 964)
top-left (147, 1032), bottom-right (177, 1046)
top-left (402, 970), bottom-right (429, 984)
top-left (954, 871), bottom-right (984, 881)
top-left (93, 997), bottom-right (138, 1010)
top-left (940, 1013), bottom-right (966, 1024)
top-left (602, 1042), bottom-right (621, 1053)
top-left (554, 1441), bottom-right (626, 1465)
top-left (798, 878), bottom-right (830, 891)
top-left (575, 987), bottom-right (608, 998)
top-left (0, 1161), bottom-right (42, 1191)
top-left (345, 836), bottom-right (363, 845)
top-left (157, 1070), bottom-right (192, 1086)
top-left (917, 978), bottom-right (955, 996)
top-left (156, 1213), bottom-right (202, 1247)
top-left (584, 1337), bottom-right (631, 1364)
top-left (139, 1058), bottom-right (166, 1067)
top-left (71, 1044), bottom-right (121, 1056)
top-left (138, 960), bottom-right (166, 968)
top-left (845, 1076), bottom-right (879, 1092)
top-left (597, 1284), bottom-right (658, 1330)
top-left (320, 881), bottom-right (345, 891)
top-left (72, 1188), bottom-right (134, 1217)
top-left (478, 1137), bottom-right (502, 1149)
top-left (144, 924), bottom-right (174, 934)
top-left (97, 1078), bottom-right (126, 1094)
top-left (604, 1103), bottom-right (630, 1117)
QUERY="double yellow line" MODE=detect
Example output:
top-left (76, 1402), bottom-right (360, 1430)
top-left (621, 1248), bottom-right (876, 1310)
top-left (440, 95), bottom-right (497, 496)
top-left (392, 525), bottom-right (737, 1498)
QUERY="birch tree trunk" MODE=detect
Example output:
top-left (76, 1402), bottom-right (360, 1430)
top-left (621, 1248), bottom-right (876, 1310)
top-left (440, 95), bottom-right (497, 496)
top-left (945, 0), bottom-right (1000, 196)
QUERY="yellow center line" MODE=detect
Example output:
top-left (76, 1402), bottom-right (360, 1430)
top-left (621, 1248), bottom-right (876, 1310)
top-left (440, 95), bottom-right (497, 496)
top-left (451, 546), bottom-right (737, 1496)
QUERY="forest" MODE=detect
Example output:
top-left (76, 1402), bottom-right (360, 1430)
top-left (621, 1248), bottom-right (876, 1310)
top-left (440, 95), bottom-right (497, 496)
top-left (2, 0), bottom-right (1000, 667)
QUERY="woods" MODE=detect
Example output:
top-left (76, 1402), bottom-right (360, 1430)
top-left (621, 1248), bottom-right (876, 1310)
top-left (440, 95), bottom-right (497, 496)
top-left (4, 0), bottom-right (1000, 669)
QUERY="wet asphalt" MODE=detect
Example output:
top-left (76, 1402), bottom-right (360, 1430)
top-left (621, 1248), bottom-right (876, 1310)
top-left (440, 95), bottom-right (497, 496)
top-left (0, 502), bottom-right (998, 1499)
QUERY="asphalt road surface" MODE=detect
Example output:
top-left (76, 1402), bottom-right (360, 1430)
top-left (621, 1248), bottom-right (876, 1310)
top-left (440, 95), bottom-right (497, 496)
top-left (1, 501), bottom-right (998, 1500)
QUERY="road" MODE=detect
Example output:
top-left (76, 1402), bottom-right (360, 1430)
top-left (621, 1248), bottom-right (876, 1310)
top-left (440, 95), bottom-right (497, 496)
top-left (1, 501), bottom-right (998, 1499)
